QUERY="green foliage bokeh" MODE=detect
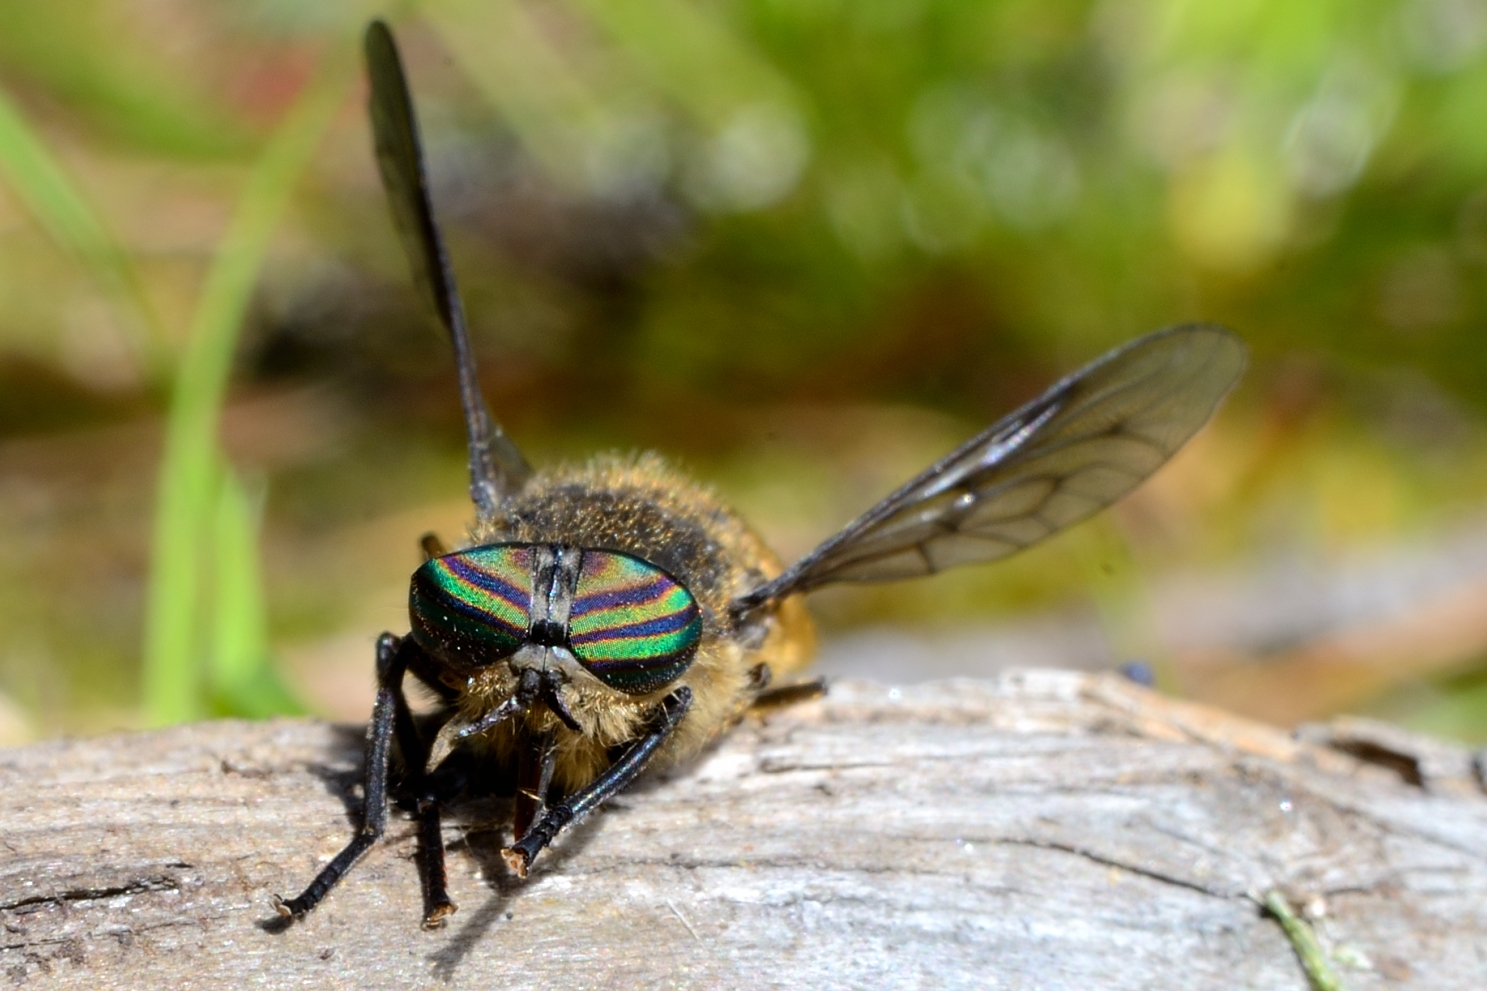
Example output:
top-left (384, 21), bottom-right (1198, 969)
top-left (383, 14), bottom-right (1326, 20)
top-left (3, 0), bottom-right (1487, 737)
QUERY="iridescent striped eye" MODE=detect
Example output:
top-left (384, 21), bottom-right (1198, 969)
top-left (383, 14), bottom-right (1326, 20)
top-left (410, 545), bottom-right (533, 662)
top-left (568, 550), bottom-right (702, 695)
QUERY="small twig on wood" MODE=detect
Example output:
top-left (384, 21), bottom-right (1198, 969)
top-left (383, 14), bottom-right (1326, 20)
top-left (1260, 890), bottom-right (1344, 991)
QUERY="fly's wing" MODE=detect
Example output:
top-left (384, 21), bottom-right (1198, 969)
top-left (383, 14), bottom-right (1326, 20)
top-left (733, 324), bottom-right (1246, 611)
top-left (364, 21), bottom-right (530, 517)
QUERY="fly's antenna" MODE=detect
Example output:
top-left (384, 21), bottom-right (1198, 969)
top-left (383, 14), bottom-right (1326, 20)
top-left (364, 20), bottom-right (531, 518)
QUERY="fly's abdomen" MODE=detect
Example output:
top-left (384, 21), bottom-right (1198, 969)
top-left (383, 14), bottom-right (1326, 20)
top-left (568, 550), bottom-right (702, 695)
top-left (410, 545), bottom-right (534, 660)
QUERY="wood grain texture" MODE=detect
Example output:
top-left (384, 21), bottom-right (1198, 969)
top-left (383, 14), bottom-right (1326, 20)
top-left (2, 672), bottom-right (1485, 990)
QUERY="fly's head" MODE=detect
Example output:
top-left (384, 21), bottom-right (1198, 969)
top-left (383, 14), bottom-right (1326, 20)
top-left (408, 542), bottom-right (705, 746)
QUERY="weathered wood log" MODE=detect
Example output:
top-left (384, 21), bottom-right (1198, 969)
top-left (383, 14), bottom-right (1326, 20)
top-left (2, 673), bottom-right (1484, 990)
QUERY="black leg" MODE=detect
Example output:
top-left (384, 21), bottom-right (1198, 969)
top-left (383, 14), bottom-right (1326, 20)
top-left (752, 677), bottom-right (827, 710)
top-left (502, 687), bottom-right (693, 877)
top-left (416, 798), bottom-right (457, 928)
top-left (425, 667), bottom-right (539, 773)
top-left (275, 633), bottom-right (410, 918)
top-left (512, 728), bottom-right (556, 842)
top-left (376, 636), bottom-right (462, 928)
top-left (386, 644), bottom-right (432, 775)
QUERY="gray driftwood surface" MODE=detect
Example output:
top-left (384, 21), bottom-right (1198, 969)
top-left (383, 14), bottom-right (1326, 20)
top-left (2, 672), bottom-right (1485, 990)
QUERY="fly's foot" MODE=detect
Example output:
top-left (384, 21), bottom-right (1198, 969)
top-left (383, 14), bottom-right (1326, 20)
top-left (422, 899), bottom-right (458, 929)
top-left (500, 846), bottom-right (530, 878)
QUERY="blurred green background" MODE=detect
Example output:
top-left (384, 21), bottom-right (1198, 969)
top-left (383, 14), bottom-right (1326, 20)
top-left (4, 0), bottom-right (1487, 742)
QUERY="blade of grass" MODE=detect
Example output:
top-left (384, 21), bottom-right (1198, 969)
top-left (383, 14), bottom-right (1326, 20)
top-left (209, 465), bottom-right (266, 699)
top-left (209, 466), bottom-right (302, 718)
top-left (141, 40), bottom-right (356, 726)
top-left (0, 84), bottom-right (169, 377)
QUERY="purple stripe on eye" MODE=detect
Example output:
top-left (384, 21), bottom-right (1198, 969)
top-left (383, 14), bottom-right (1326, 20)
top-left (437, 591), bottom-right (524, 628)
top-left (571, 577), bottom-right (670, 615)
top-left (445, 557), bottom-right (531, 609)
top-left (568, 608), bottom-right (698, 645)
top-left (409, 582), bottom-right (526, 644)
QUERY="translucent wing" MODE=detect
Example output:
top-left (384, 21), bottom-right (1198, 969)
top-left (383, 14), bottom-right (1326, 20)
top-left (364, 21), bottom-right (530, 516)
top-left (733, 324), bottom-right (1245, 611)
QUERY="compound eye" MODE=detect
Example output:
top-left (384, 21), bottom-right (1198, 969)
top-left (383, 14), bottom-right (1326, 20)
top-left (568, 550), bottom-right (702, 695)
top-left (410, 545), bottom-right (533, 662)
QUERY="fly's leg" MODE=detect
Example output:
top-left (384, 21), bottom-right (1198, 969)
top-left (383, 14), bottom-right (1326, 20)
top-left (275, 633), bottom-right (456, 925)
top-left (501, 687), bottom-right (693, 877)
top-left (274, 633), bottom-right (412, 919)
top-left (744, 663), bottom-right (827, 710)
top-left (415, 797), bottom-right (456, 928)
top-left (409, 743), bottom-right (491, 929)
top-left (381, 634), bottom-right (459, 928)
top-left (513, 728), bottom-right (557, 842)
top-left (412, 755), bottom-right (463, 928)
top-left (753, 677), bottom-right (827, 710)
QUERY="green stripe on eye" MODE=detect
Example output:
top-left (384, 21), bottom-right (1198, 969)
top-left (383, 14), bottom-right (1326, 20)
top-left (410, 544), bottom-right (534, 658)
top-left (569, 550), bottom-right (701, 693)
